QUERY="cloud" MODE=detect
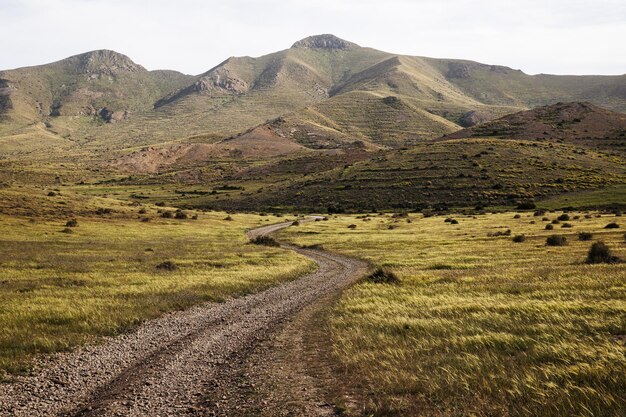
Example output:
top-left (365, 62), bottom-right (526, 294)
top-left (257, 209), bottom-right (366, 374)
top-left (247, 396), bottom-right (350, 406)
top-left (0, 0), bottom-right (624, 75)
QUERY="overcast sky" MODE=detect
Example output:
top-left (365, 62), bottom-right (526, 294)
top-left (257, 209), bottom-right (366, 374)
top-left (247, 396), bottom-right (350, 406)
top-left (1, 0), bottom-right (625, 75)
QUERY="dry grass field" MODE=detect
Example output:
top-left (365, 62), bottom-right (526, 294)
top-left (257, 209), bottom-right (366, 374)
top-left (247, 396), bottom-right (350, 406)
top-left (279, 210), bottom-right (626, 416)
top-left (0, 188), bottom-right (313, 378)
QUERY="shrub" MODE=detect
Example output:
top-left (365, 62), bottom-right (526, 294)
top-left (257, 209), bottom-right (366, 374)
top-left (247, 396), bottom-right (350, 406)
top-left (365, 267), bottom-right (400, 284)
top-left (47, 191), bottom-right (57, 197)
top-left (546, 235), bottom-right (567, 246)
top-left (545, 224), bottom-right (554, 230)
top-left (578, 232), bottom-right (593, 241)
top-left (561, 223), bottom-right (573, 228)
top-left (292, 220), bottom-right (300, 226)
top-left (558, 214), bottom-right (570, 221)
top-left (250, 235), bottom-right (280, 247)
top-left (95, 207), bottom-right (112, 215)
top-left (161, 211), bottom-right (174, 219)
top-left (65, 219), bottom-right (78, 227)
top-left (138, 208), bottom-right (147, 214)
top-left (586, 241), bottom-right (621, 264)
top-left (224, 215), bottom-right (234, 221)
top-left (192, 214), bottom-right (199, 220)
top-left (347, 224), bottom-right (357, 229)
top-left (450, 219), bottom-right (459, 225)
top-left (156, 261), bottom-right (177, 271)
top-left (552, 219), bottom-right (560, 224)
top-left (60, 228), bottom-right (73, 234)
top-left (140, 217), bottom-right (151, 223)
top-left (175, 211), bottom-right (188, 220)
top-left (512, 235), bottom-right (526, 243)
top-left (513, 214), bottom-right (521, 219)
top-left (516, 201), bottom-right (536, 210)
top-left (605, 222), bottom-right (620, 229)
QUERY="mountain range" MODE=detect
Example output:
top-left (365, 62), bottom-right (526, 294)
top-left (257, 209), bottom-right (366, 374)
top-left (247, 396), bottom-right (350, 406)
top-left (1, 34), bottom-right (625, 211)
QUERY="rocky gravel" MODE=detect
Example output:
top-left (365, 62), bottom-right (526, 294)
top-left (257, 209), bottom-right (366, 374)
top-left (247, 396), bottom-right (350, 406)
top-left (0, 220), bottom-right (367, 416)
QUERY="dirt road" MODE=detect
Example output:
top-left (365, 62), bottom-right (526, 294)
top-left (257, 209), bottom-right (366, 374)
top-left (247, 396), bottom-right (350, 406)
top-left (0, 220), bottom-right (367, 416)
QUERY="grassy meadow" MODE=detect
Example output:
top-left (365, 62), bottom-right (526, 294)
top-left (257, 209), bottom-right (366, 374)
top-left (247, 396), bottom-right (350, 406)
top-left (278, 210), bottom-right (626, 416)
top-left (0, 188), bottom-right (313, 378)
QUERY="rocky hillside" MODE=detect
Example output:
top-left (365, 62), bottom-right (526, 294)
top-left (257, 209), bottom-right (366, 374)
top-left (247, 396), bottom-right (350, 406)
top-left (442, 102), bottom-right (626, 151)
top-left (1, 35), bottom-right (624, 153)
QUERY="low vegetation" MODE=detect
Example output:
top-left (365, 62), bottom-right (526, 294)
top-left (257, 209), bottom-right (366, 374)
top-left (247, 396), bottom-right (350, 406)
top-left (279, 211), bottom-right (626, 416)
top-left (0, 192), bottom-right (313, 377)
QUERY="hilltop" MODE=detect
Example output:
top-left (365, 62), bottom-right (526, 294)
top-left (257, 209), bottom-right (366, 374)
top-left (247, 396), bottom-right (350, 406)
top-left (442, 101), bottom-right (626, 151)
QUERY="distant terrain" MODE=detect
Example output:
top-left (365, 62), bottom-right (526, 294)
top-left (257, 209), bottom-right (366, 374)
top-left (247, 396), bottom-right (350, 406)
top-left (0, 34), bottom-right (625, 212)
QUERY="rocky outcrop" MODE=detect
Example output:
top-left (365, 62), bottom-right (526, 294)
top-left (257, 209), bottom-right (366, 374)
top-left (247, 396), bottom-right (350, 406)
top-left (459, 110), bottom-right (489, 127)
top-left (446, 62), bottom-right (471, 79)
top-left (75, 50), bottom-right (144, 75)
top-left (0, 79), bottom-right (13, 114)
top-left (292, 34), bottom-right (357, 50)
top-left (97, 107), bottom-right (128, 123)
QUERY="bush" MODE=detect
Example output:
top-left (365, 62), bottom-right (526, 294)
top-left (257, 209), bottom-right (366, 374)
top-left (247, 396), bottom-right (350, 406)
top-left (546, 235), bottom-right (567, 246)
top-left (292, 220), bottom-right (300, 226)
top-left (161, 211), bottom-right (174, 219)
top-left (156, 261), bottom-right (177, 271)
top-left (250, 235), bottom-right (280, 247)
top-left (551, 219), bottom-right (560, 224)
top-left (513, 214), bottom-right (521, 219)
top-left (512, 235), bottom-right (526, 243)
top-left (348, 224), bottom-right (357, 229)
top-left (586, 241), bottom-right (621, 264)
top-left (47, 191), bottom-right (57, 197)
top-left (545, 224), bottom-right (554, 230)
top-left (175, 211), bottom-right (188, 219)
top-left (558, 214), bottom-right (570, 221)
top-left (65, 219), bottom-right (78, 227)
top-left (561, 223), bottom-right (573, 228)
top-left (60, 227), bottom-right (73, 234)
top-left (605, 222), bottom-right (620, 229)
top-left (140, 217), bottom-right (151, 222)
top-left (516, 201), bottom-right (536, 210)
top-left (578, 232), bottom-right (593, 241)
top-left (95, 207), bottom-right (112, 215)
top-left (365, 267), bottom-right (400, 284)
top-left (138, 208), bottom-right (147, 214)
top-left (224, 215), bottom-right (234, 221)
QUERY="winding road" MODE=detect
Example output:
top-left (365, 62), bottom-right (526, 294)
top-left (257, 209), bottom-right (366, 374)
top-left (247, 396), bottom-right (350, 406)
top-left (0, 219), bottom-right (367, 416)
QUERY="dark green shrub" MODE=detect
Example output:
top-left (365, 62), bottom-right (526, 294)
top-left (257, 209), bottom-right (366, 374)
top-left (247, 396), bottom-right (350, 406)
top-left (224, 215), bottom-right (234, 221)
top-left (561, 223), bottom-right (573, 228)
top-left (348, 224), bottom-right (357, 229)
top-left (65, 219), bottom-right (78, 227)
top-left (250, 235), bottom-right (280, 247)
top-left (558, 214), bottom-right (570, 221)
top-left (516, 201), bottom-right (536, 210)
top-left (365, 267), bottom-right (400, 284)
top-left (586, 242), bottom-right (621, 264)
top-left (605, 222), bottom-right (620, 229)
top-left (512, 235), bottom-right (526, 243)
top-left (546, 235), bottom-right (567, 246)
top-left (161, 211), bottom-right (174, 219)
top-left (545, 224), bottom-right (554, 230)
top-left (175, 211), bottom-right (188, 219)
top-left (292, 220), bottom-right (300, 226)
top-left (47, 191), bottom-right (57, 197)
top-left (513, 214), bottom-right (521, 219)
top-left (578, 232), bottom-right (593, 241)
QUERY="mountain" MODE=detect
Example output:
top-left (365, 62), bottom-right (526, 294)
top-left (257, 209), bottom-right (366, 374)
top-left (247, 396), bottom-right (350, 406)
top-left (1, 35), bottom-right (625, 155)
top-left (0, 50), bottom-right (192, 122)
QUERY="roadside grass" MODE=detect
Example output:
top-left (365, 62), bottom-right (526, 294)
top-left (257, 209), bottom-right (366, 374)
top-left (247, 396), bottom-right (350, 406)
top-left (278, 211), bottom-right (626, 416)
top-left (0, 193), bottom-right (314, 378)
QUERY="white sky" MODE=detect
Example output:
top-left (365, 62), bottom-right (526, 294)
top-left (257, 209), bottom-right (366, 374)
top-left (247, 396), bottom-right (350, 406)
top-left (1, 0), bottom-right (625, 75)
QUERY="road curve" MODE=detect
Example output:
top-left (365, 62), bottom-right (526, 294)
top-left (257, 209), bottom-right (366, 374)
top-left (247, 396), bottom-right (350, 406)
top-left (0, 219), bottom-right (367, 417)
